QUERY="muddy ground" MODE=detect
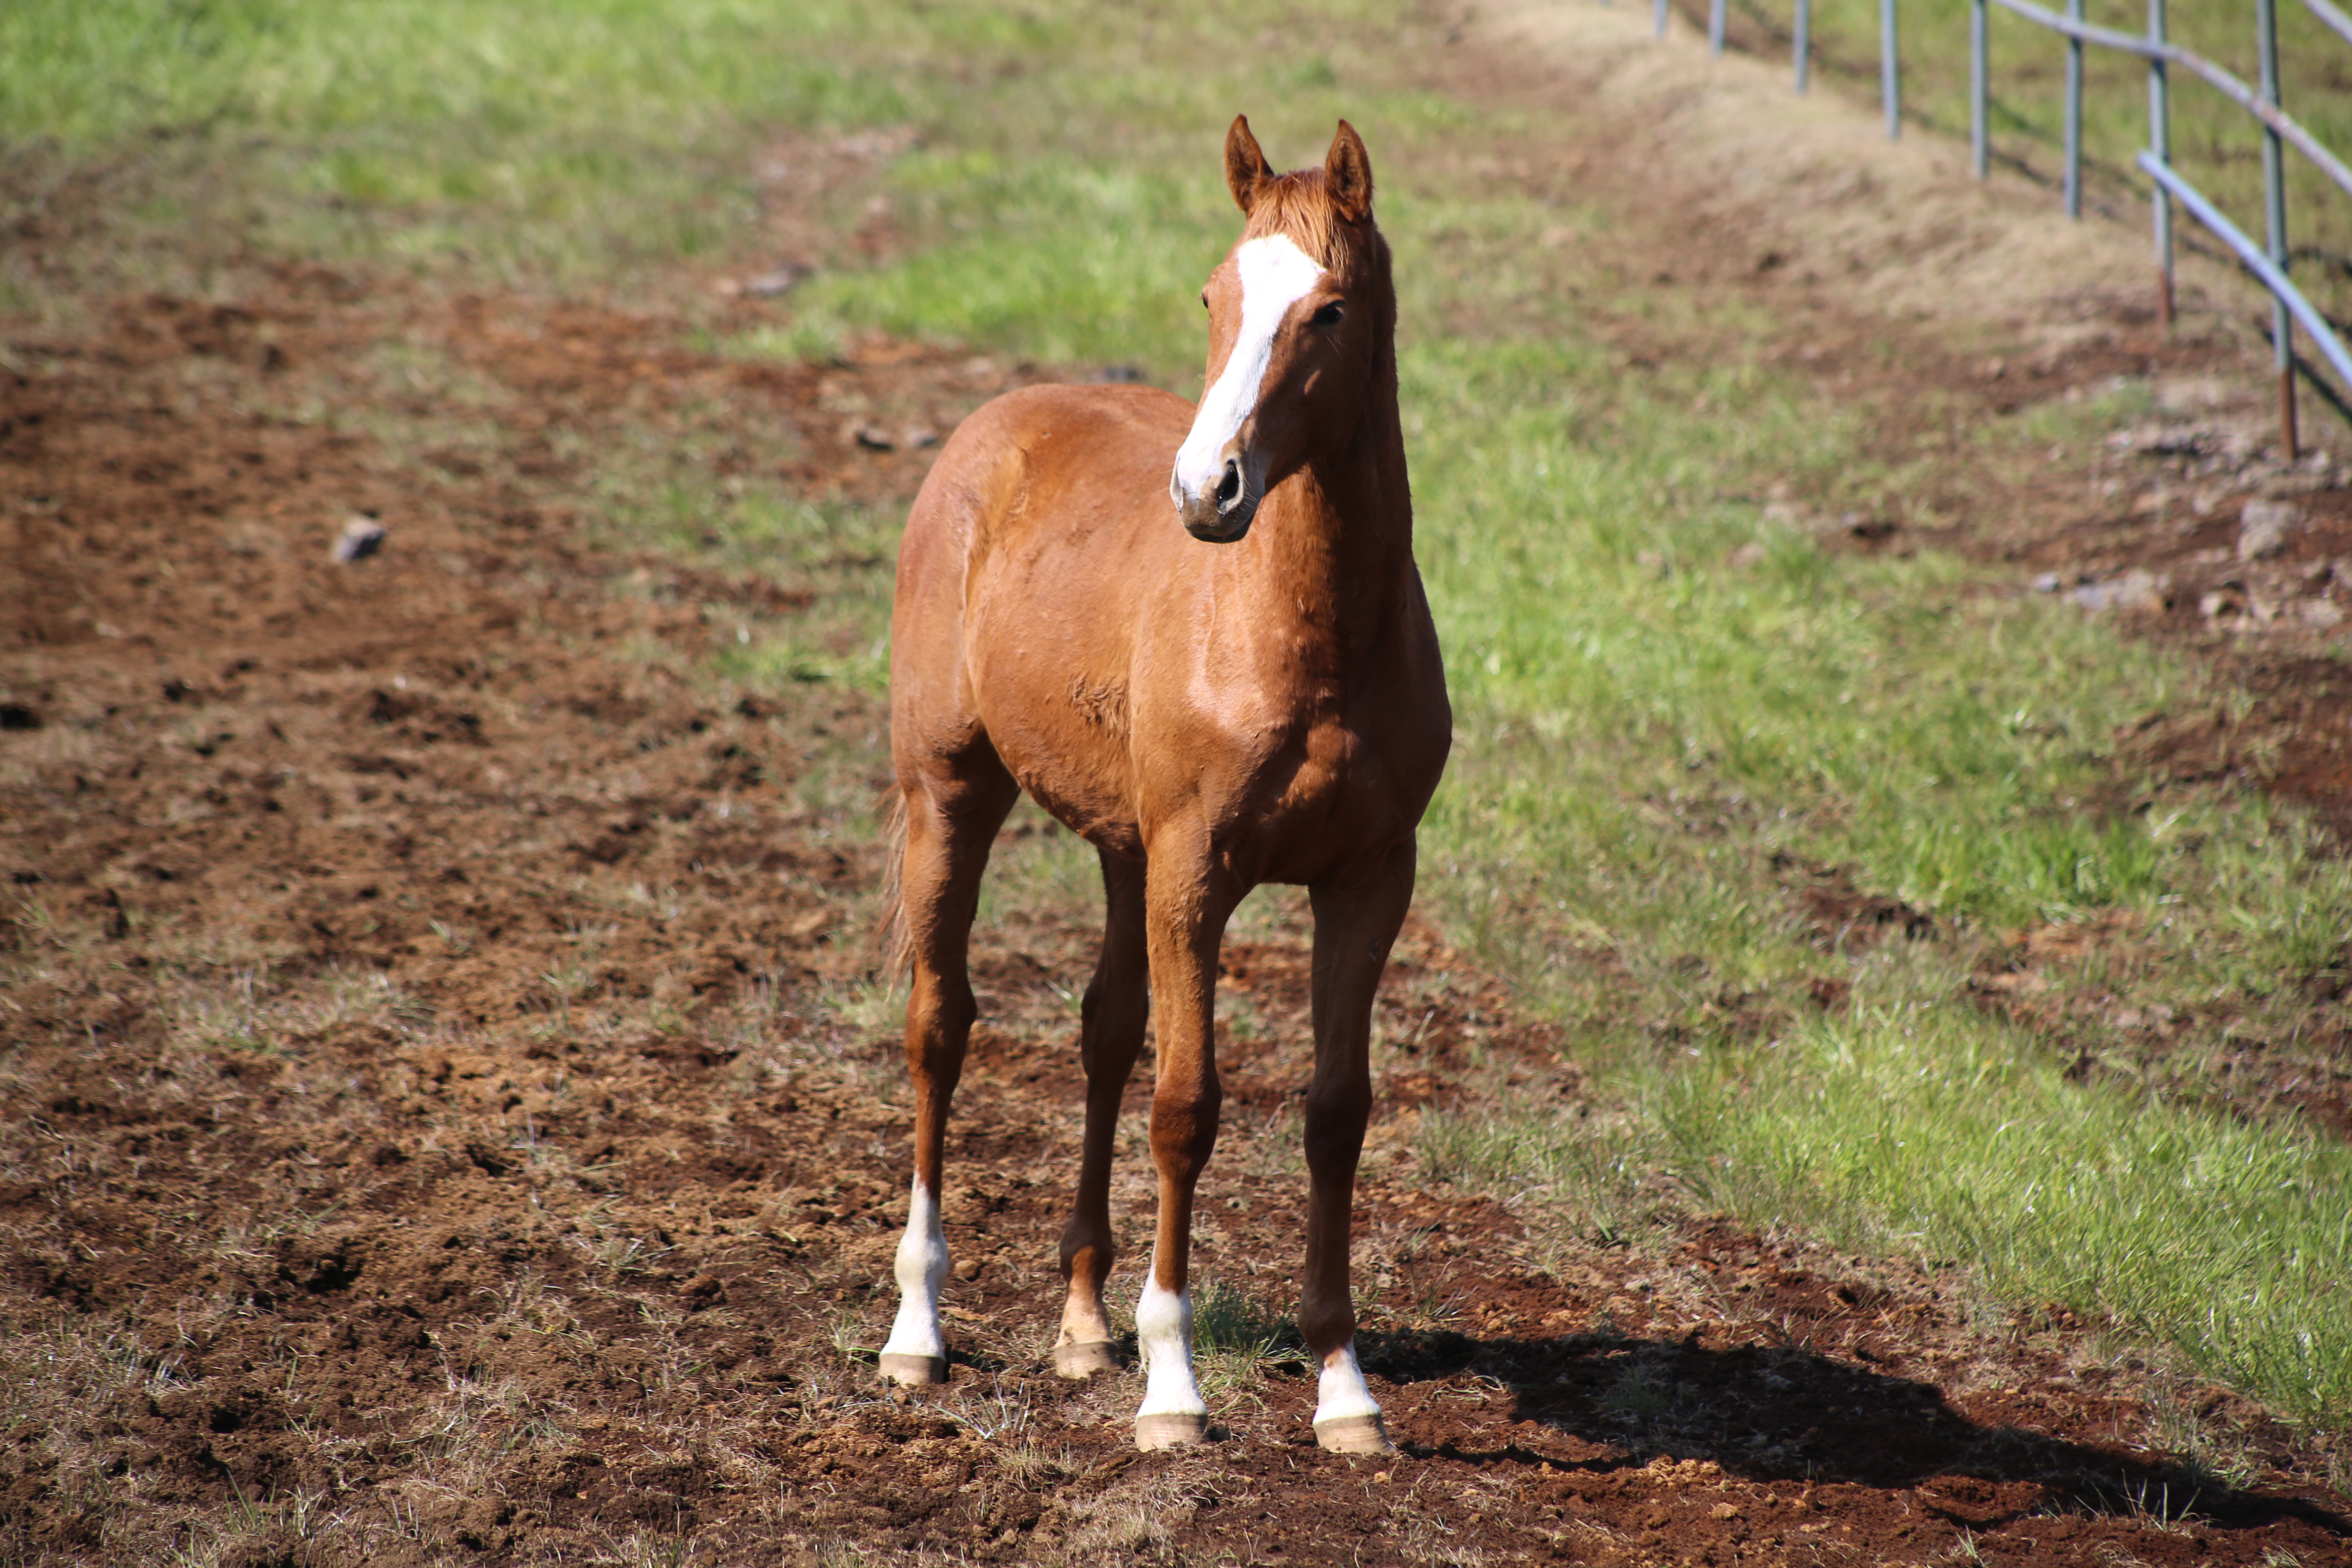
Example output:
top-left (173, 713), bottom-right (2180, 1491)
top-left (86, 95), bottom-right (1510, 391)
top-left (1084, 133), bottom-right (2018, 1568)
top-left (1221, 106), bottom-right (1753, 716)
top-left (8, 29), bottom-right (2352, 1568)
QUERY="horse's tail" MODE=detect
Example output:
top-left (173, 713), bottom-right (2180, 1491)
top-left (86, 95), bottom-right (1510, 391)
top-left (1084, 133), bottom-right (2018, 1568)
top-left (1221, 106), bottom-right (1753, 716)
top-left (872, 788), bottom-right (913, 977)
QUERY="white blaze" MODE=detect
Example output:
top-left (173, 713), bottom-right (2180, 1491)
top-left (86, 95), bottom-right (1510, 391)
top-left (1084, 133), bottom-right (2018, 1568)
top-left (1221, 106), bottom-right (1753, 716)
top-left (1171, 234), bottom-right (1325, 507)
top-left (1314, 1343), bottom-right (1381, 1426)
top-left (880, 1179), bottom-right (950, 1362)
top-left (1134, 1276), bottom-right (1207, 1419)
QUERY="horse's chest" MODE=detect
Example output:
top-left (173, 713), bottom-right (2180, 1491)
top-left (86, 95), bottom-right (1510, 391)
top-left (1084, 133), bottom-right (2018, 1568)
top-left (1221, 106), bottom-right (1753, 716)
top-left (1203, 712), bottom-right (1412, 878)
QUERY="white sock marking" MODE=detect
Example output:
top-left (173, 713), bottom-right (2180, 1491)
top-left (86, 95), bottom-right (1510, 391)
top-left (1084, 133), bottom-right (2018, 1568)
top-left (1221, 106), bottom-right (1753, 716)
top-left (1134, 1277), bottom-right (1207, 1419)
top-left (880, 1179), bottom-right (949, 1362)
top-left (1314, 1343), bottom-right (1381, 1426)
top-left (1170, 234), bottom-right (1325, 509)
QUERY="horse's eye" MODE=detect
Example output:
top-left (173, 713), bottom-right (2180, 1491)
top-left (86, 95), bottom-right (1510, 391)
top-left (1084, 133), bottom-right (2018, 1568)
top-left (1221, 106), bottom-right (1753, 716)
top-left (1312, 301), bottom-right (1345, 326)
top-left (1200, 290), bottom-right (1209, 309)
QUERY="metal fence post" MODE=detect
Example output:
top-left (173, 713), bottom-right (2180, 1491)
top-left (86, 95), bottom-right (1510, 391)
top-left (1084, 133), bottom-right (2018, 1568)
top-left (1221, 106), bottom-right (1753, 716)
top-left (1971, 0), bottom-right (1989, 178)
top-left (2064, 0), bottom-right (2085, 218)
top-left (2149, 0), bottom-right (2174, 328)
top-left (1710, 0), bottom-right (1726, 54)
top-left (2258, 0), bottom-right (2298, 457)
top-left (1795, 0), bottom-right (1812, 94)
top-left (1881, 0), bottom-right (1901, 140)
top-left (1655, 0), bottom-right (1669, 40)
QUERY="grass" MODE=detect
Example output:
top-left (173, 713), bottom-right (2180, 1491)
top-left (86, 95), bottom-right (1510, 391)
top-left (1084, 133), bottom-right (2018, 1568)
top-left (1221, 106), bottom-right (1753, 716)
top-left (0, 0), bottom-right (929, 294)
top-left (9, 0), bottom-right (2352, 1442)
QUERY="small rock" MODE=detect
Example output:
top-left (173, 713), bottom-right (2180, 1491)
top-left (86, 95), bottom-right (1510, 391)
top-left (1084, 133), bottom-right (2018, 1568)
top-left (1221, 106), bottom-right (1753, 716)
top-left (2073, 570), bottom-right (2165, 613)
top-left (2130, 423), bottom-right (2220, 458)
top-left (333, 515), bottom-right (386, 563)
top-left (853, 425), bottom-right (896, 452)
top-left (1092, 364), bottom-right (1147, 384)
top-left (2302, 599), bottom-right (2344, 630)
top-left (2238, 499), bottom-right (2299, 561)
top-left (903, 426), bottom-right (940, 450)
top-left (2030, 571), bottom-right (2064, 594)
top-left (737, 263), bottom-right (810, 298)
top-left (2198, 590), bottom-right (2239, 620)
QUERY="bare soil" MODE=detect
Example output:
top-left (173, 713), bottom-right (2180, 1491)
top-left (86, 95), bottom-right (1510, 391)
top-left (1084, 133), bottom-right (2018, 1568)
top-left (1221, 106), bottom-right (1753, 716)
top-left (7, 24), bottom-right (2352, 1568)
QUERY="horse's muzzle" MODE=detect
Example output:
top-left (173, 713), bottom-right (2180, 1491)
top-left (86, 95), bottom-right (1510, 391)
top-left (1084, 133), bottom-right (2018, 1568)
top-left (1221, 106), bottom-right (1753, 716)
top-left (1175, 454), bottom-right (1257, 542)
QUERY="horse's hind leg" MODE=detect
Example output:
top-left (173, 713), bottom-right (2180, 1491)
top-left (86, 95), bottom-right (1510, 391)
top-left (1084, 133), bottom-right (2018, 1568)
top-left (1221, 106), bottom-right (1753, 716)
top-left (1054, 849), bottom-right (1149, 1378)
top-left (878, 757), bottom-right (1019, 1386)
top-left (1299, 837), bottom-right (1417, 1453)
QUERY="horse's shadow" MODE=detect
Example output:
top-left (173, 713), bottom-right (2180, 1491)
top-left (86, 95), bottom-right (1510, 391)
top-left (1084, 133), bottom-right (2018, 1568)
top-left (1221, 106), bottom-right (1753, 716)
top-left (1357, 1327), bottom-right (2349, 1537)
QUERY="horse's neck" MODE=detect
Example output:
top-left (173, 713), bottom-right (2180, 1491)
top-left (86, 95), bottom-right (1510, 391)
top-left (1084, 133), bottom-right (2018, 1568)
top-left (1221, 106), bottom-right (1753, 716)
top-left (1245, 367), bottom-right (1413, 677)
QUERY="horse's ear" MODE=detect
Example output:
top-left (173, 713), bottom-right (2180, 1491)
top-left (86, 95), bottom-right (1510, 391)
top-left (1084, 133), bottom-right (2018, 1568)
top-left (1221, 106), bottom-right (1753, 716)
top-left (1225, 115), bottom-right (1275, 215)
top-left (1324, 119), bottom-right (1374, 222)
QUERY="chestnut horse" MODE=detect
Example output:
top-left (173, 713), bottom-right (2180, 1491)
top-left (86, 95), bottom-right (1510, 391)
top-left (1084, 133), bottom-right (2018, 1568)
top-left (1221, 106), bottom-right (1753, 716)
top-left (878, 116), bottom-right (1449, 1454)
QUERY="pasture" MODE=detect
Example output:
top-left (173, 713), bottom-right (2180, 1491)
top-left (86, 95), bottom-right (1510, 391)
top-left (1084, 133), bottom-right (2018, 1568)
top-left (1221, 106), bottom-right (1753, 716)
top-left (4, 0), bottom-right (2351, 1562)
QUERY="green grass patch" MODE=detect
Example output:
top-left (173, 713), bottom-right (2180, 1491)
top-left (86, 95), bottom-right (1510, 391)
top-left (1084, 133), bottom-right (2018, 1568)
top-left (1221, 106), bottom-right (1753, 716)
top-left (1666, 991), bottom-right (2352, 1422)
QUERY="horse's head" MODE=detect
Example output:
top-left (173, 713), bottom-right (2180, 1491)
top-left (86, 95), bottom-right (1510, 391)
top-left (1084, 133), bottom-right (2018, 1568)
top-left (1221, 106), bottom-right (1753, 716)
top-left (1170, 116), bottom-right (1390, 544)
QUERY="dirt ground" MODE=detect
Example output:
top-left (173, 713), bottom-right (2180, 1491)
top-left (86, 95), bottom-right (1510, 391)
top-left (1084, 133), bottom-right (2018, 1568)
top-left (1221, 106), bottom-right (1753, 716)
top-left (7, 19), bottom-right (2352, 1568)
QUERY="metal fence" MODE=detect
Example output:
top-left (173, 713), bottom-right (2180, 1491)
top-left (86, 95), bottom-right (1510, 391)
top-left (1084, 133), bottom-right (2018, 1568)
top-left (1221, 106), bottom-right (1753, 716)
top-left (1638, 0), bottom-right (2352, 457)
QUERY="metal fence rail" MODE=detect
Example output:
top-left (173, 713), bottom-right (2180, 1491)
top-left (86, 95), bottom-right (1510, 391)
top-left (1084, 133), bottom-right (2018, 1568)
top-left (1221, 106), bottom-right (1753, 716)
top-left (1644, 0), bottom-right (2352, 457)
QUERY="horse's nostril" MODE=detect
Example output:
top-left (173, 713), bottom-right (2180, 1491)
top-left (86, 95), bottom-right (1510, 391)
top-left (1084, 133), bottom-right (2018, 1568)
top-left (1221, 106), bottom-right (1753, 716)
top-left (1215, 460), bottom-right (1242, 509)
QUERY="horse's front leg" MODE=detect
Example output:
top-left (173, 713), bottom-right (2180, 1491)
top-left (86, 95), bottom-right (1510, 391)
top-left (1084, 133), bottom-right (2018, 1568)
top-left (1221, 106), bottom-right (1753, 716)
top-left (1301, 837), bottom-right (1416, 1453)
top-left (1131, 851), bottom-right (1241, 1450)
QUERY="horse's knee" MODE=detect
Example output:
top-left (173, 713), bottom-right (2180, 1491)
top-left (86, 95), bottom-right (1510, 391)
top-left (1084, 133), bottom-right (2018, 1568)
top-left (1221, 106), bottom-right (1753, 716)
top-left (1148, 1078), bottom-right (1221, 1178)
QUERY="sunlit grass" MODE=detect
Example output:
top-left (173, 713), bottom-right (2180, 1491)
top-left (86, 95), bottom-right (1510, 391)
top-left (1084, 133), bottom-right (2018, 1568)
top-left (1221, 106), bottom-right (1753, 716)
top-left (1664, 987), bottom-right (2352, 1422)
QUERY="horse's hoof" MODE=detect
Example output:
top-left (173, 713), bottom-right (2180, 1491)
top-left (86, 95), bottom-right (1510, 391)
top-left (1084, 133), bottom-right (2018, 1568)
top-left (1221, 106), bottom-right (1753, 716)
top-left (1052, 1340), bottom-right (1121, 1380)
top-left (1134, 1412), bottom-right (1209, 1450)
top-left (878, 1353), bottom-right (947, 1386)
top-left (1313, 1413), bottom-right (1394, 1454)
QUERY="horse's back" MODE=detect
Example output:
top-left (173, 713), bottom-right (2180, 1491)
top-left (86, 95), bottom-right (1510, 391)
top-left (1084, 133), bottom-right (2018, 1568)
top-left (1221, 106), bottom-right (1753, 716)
top-left (906, 382), bottom-right (1188, 552)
